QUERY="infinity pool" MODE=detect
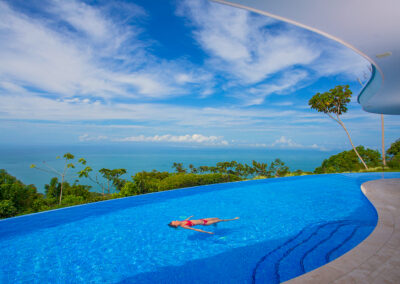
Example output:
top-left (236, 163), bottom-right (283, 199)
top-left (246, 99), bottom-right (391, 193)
top-left (1, 173), bottom-right (398, 283)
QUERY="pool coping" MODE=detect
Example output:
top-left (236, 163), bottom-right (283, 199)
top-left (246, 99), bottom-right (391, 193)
top-left (285, 178), bottom-right (400, 283)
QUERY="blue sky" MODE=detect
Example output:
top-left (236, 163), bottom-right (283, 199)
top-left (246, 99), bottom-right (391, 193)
top-left (0, 0), bottom-right (398, 150)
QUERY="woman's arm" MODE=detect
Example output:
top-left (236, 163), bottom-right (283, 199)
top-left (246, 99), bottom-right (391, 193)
top-left (181, 226), bottom-right (214, 234)
top-left (184, 215), bottom-right (194, 221)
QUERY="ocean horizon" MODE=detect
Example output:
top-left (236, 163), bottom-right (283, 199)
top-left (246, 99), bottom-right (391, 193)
top-left (0, 144), bottom-right (338, 193)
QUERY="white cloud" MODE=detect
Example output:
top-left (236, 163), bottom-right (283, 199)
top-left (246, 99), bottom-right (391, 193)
top-left (79, 134), bottom-right (108, 142)
top-left (81, 133), bottom-right (229, 145)
top-left (272, 101), bottom-right (294, 107)
top-left (0, 1), bottom-right (214, 101)
top-left (177, 0), bottom-right (370, 96)
top-left (178, 1), bottom-right (319, 84)
top-left (311, 43), bottom-right (371, 80)
top-left (268, 136), bottom-right (328, 150)
top-left (51, 0), bottom-right (121, 43)
top-left (271, 136), bottom-right (302, 148)
top-left (237, 70), bottom-right (309, 105)
top-left (0, 0), bottom-right (389, 149)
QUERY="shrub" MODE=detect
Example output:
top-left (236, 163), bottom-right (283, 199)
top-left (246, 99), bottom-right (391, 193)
top-left (387, 139), bottom-right (400, 169)
top-left (61, 195), bottom-right (85, 206)
top-left (0, 169), bottom-right (41, 213)
top-left (119, 182), bottom-right (140, 197)
top-left (158, 173), bottom-right (241, 191)
top-left (315, 146), bottom-right (381, 173)
top-left (0, 200), bottom-right (17, 218)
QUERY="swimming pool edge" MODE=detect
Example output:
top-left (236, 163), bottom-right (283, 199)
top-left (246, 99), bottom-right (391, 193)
top-left (284, 178), bottom-right (400, 283)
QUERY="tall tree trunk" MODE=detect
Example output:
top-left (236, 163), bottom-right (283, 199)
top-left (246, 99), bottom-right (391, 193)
top-left (381, 114), bottom-right (386, 166)
top-left (59, 175), bottom-right (64, 205)
top-left (337, 117), bottom-right (368, 170)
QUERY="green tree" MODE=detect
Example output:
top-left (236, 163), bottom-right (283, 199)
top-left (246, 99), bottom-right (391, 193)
top-left (45, 177), bottom-right (61, 199)
top-left (99, 168), bottom-right (127, 194)
top-left (119, 181), bottom-right (140, 197)
top-left (233, 163), bottom-right (245, 178)
top-left (252, 160), bottom-right (269, 177)
top-left (244, 164), bottom-right (255, 178)
top-left (386, 139), bottom-right (400, 168)
top-left (0, 170), bottom-right (42, 217)
top-left (216, 161), bottom-right (237, 181)
top-left (77, 158), bottom-right (108, 195)
top-left (44, 178), bottom-right (91, 201)
top-left (131, 170), bottom-right (169, 194)
top-left (0, 200), bottom-right (17, 218)
top-left (30, 153), bottom-right (82, 205)
top-left (188, 164), bottom-right (198, 174)
top-left (309, 85), bottom-right (368, 169)
top-left (158, 173), bottom-right (240, 191)
top-left (60, 195), bottom-right (85, 206)
top-left (198, 166), bottom-right (209, 173)
top-left (172, 163), bottom-right (186, 173)
top-left (269, 159), bottom-right (290, 177)
top-left (315, 146), bottom-right (381, 173)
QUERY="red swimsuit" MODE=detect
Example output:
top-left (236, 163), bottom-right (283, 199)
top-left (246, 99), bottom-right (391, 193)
top-left (183, 219), bottom-right (208, 227)
top-left (183, 220), bottom-right (194, 227)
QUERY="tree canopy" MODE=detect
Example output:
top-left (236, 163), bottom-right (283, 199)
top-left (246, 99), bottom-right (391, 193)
top-left (314, 146), bottom-right (381, 173)
top-left (309, 85), bottom-right (368, 169)
top-left (387, 139), bottom-right (400, 168)
top-left (309, 85), bottom-right (351, 115)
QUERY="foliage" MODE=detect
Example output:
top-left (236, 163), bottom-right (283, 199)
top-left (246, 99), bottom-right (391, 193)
top-left (387, 139), bottom-right (400, 168)
top-left (0, 169), bottom-right (41, 215)
top-left (2, 145), bottom-right (398, 220)
top-left (158, 173), bottom-right (241, 191)
top-left (31, 152), bottom-right (85, 204)
top-left (309, 85), bottom-right (368, 170)
top-left (188, 164), bottom-right (197, 174)
top-left (0, 200), bottom-right (17, 218)
top-left (290, 170), bottom-right (313, 176)
top-left (309, 85), bottom-right (351, 115)
top-left (314, 146), bottom-right (381, 173)
top-left (60, 195), bottom-right (85, 206)
top-left (132, 170), bottom-right (170, 194)
top-left (119, 172), bottom-right (241, 197)
top-left (45, 177), bottom-right (62, 199)
top-left (44, 178), bottom-right (92, 202)
top-left (172, 162), bottom-right (186, 173)
top-left (269, 159), bottom-right (290, 177)
top-left (99, 168), bottom-right (127, 193)
top-left (252, 161), bottom-right (269, 177)
top-left (119, 182), bottom-right (140, 197)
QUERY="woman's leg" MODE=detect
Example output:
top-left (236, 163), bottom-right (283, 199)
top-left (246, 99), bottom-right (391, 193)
top-left (203, 217), bottom-right (239, 225)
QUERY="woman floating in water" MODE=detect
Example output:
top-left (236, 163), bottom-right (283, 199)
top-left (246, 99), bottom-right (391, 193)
top-left (168, 216), bottom-right (239, 234)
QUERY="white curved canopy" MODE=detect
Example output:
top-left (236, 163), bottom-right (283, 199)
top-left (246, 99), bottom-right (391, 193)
top-left (214, 0), bottom-right (400, 115)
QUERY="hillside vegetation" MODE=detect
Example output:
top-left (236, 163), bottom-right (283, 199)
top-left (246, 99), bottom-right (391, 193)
top-left (1, 139), bottom-right (399, 219)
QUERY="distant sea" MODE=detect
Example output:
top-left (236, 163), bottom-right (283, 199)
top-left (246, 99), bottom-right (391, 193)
top-left (0, 144), bottom-right (337, 193)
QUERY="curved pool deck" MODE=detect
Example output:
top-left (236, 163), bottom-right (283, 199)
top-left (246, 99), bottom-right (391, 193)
top-left (286, 178), bottom-right (400, 284)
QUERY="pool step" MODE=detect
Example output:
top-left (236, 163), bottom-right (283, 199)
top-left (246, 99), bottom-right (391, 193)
top-left (252, 220), bottom-right (373, 284)
top-left (300, 225), bottom-right (360, 273)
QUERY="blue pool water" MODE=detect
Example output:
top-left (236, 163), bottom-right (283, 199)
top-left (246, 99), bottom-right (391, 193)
top-left (0, 172), bottom-right (398, 283)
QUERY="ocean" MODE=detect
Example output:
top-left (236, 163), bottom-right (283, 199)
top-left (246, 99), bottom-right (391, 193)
top-left (0, 144), bottom-right (337, 193)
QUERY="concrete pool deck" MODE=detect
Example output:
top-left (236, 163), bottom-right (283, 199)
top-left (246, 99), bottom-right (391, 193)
top-left (286, 178), bottom-right (400, 284)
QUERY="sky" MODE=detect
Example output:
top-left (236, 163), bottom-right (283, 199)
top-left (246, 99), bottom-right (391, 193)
top-left (0, 0), bottom-right (399, 151)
